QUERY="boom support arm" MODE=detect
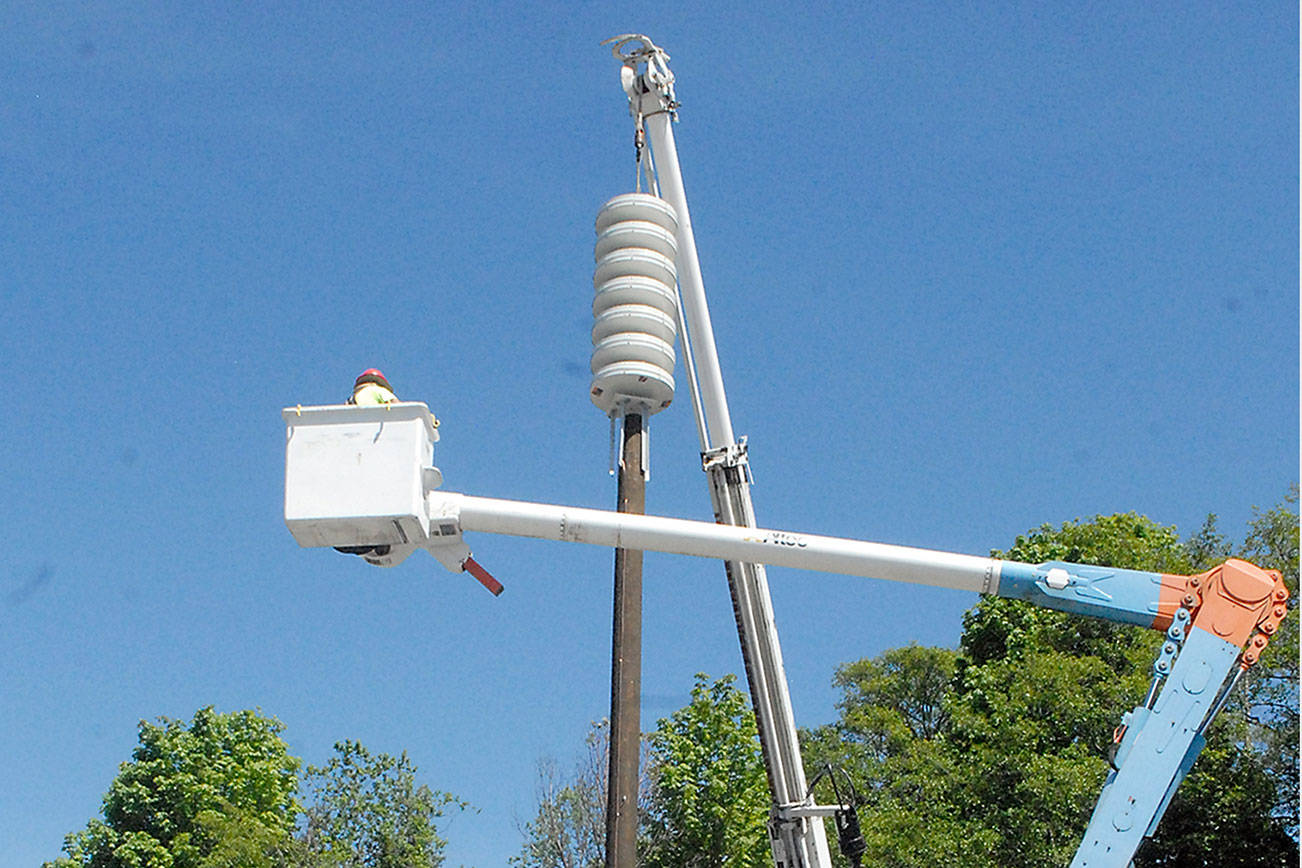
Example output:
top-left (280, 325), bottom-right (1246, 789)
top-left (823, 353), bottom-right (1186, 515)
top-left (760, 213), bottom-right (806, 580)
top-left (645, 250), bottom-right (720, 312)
top-left (426, 491), bottom-right (1287, 635)
top-left (1070, 559), bottom-right (1289, 866)
top-left (429, 491), bottom-right (1288, 866)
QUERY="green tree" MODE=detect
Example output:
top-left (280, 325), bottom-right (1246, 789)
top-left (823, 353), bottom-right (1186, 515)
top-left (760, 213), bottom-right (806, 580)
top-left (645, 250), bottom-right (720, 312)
top-left (47, 710), bottom-right (470, 868)
top-left (1236, 487), bottom-right (1299, 837)
top-left (833, 643), bottom-right (957, 749)
top-left (801, 643), bottom-right (957, 798)
top-left (802, 645), bottom-right (996, 867)
top-left (806, 502), bottom-right (1298, 868)
top-left (514, 678), bottom-right (767, 868)
top-left (45, 707), bottom-right (300, 868)
top-left (297, 740), bottom-right (466, 868)
top-left (641, 674), bottom-right (770, 868)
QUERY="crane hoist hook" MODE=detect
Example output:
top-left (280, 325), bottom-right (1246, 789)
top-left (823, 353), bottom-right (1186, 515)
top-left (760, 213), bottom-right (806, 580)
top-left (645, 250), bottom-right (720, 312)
top-left (602, 34), bottom-right (677, 190)
top-left (601, 33), bottom-right (677, 109)
top-left (601, 33), bottom-right (668, 64)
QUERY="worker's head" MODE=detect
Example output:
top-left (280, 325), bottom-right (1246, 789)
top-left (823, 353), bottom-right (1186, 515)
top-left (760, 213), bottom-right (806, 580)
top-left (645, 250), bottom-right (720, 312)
top-left (353, 368), bottom-right (392, 393)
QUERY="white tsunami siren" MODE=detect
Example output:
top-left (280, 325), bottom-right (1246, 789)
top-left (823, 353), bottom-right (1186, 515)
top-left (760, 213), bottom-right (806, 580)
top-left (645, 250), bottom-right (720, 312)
top-left (589, 193), bottom-right (680, 417)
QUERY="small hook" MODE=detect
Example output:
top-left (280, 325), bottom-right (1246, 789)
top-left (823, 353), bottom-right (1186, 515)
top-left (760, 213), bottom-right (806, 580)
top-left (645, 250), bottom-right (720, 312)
top-left (601, 33), bottom-right (666, 65)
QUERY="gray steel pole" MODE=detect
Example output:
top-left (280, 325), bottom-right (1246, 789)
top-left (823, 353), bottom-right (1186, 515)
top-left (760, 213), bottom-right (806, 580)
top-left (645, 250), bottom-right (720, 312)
top-left (606, 413), bottom-right (645, 868)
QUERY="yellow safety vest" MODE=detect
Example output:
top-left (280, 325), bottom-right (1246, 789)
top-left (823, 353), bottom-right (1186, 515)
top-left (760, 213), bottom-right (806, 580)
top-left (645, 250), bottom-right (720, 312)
top-left (352, 383), bottom-right (397, 405)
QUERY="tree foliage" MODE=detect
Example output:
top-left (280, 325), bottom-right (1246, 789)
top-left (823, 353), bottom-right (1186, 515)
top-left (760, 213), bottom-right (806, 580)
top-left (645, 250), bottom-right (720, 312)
top-left (297, 740), bottom-right (465, 868)
top-left (46, 710), bottom-right (466, 868)
top-left (802, 645), bottom-right (999, 867)
top-left (46, 707), bottom-right (300, 868)
top-left (641, 674), bottom-right (772, 868)
top-left (805, 496), bottom-right (1299, 868)
top-left (1234, 486), bottom-right (1299, 838)
top-left (514, 674), bottom-right (771, 868)
top-left (834, 644), bottom-right (957, 748)
top-left (512, 722), bottom-right (625, 868)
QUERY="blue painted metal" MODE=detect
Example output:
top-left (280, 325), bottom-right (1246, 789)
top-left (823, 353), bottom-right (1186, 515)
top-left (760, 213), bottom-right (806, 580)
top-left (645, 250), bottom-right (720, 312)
top-left (996, 561), bottom-right (1168, 627)
top-left (1110, 707), bottom-right (1151, 768)
top-left (1145, 733), bottom-right (1206, 838)
top-left (1150, 608), bottom-right (1191, 680)
top-left (1069, 627), bottom-right (1241, 867)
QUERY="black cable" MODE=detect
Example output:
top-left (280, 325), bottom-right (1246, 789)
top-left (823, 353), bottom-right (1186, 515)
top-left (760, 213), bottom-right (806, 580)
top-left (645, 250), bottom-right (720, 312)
top-left (807, 763), bottom-right (868, 867)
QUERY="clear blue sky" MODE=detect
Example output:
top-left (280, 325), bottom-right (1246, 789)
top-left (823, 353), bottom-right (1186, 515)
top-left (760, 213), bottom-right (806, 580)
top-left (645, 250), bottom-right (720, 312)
top-left (2, 3), bottom-right (1296, 865)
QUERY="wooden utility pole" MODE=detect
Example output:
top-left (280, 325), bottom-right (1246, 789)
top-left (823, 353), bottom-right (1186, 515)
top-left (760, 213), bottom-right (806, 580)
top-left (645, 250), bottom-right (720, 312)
top-left (605, 412), bottom-right (645, 868)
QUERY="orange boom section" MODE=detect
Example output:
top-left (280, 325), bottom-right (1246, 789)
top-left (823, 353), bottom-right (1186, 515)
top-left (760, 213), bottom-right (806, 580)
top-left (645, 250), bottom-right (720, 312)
top-left (1155, 558), bottom-right (1290, 664)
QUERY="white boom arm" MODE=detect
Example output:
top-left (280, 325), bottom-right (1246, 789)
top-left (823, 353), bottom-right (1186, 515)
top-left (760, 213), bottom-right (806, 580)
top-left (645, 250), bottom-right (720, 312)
top-left (437, 491), bottom-right (997, 593)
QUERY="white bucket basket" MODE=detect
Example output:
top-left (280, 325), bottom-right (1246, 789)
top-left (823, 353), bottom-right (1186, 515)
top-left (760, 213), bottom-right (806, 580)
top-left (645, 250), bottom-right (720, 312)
top-left (283, 402), bottom-right (439, 548)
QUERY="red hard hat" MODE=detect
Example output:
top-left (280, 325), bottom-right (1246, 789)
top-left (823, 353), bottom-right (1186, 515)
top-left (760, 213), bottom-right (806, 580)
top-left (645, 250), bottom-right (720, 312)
top-left (354, 368), bottom-right (392, 391)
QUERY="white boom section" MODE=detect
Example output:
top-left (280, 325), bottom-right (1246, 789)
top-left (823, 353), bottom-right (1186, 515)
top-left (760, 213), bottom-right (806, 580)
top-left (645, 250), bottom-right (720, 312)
top-left (634, 47), bottom-right (829, 868)
top-left (430, 491), bottom-right (1000, 593)
top-left (643, 109), bottom-right (732, 449)
top-left (615, 36), bottom-right (831, 867)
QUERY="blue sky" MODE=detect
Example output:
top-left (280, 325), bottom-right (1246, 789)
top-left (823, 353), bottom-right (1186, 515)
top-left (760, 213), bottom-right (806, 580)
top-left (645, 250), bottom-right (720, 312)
top-left (1, 3), bottom-right (1296, 865)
